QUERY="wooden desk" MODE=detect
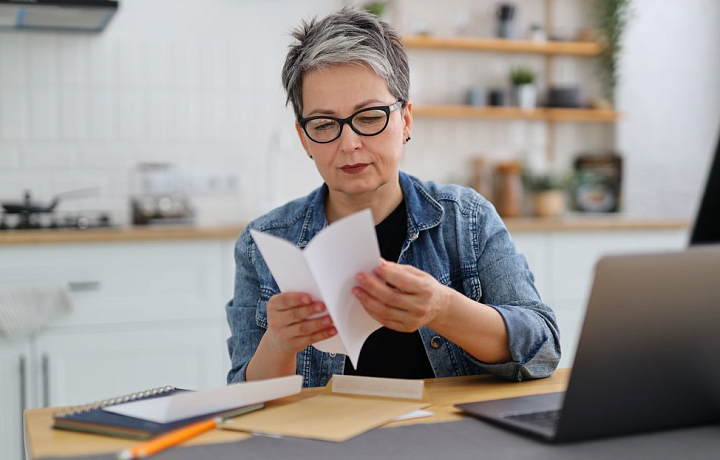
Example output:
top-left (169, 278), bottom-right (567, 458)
top-left (24, 369), bottom-right (570, 459)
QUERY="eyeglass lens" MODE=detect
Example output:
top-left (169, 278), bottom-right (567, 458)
top-left (304, 108), bottom-right (388, 143)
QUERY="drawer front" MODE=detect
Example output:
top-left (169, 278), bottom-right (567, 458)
top-left (0, 240), bottom-right (230, 327)
top-left (34, 320), bottom-right (227, 407)
top-left (549, 229), bottom-right (688, 303)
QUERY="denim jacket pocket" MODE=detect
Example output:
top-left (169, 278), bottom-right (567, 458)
top-left (255, 285), bottom-right (277, 329)
top-left (432, 266), bottom-right (483, 302)
top-left (463, 275), bottom-right (482, 302)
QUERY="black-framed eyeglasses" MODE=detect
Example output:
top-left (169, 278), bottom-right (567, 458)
top-left (298, 101), bottom-right (402, 144)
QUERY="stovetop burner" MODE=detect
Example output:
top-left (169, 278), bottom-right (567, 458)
top-left (0, 211), bottom-right (113, 231)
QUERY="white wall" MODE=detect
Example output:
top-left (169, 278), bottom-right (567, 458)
top-left (0, 0), bottom-right (717, 225)
top-left (617, 0), bottom-right (720, 218)
top-left (0, 0), bottom-right (339, 226)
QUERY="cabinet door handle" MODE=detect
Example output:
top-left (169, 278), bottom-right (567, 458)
top-left (41, 354), bottom-right (50, 408)
top-left (19, 355), bottom-right (27, 460)
top-left (68, 281), bottom-right (101, 292)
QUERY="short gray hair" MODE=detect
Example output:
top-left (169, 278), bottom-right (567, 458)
top-left (281, 7), bottom-right (410, 121)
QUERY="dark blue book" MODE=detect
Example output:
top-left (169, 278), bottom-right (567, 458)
top-left (52, 386), bottom-right (263, 439)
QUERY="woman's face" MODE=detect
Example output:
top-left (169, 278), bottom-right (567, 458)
top-left (295, 64), bottom-right (412, 201)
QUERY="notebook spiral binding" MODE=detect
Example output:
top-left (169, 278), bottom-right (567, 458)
top-left (54, 385), bottom-right (176, 418)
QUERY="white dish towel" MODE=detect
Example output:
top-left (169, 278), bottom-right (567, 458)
top-left (0, 281), bottom-right (73, 340)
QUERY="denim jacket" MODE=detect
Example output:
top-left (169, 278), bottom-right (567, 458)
top-left (226, 171), bottom-right (561, 387)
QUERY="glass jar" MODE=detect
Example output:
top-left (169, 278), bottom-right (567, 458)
top-left (494, 161), bottom-right (524, 218)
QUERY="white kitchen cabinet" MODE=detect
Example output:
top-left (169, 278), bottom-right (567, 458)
top-left (513, 227), bottom-right (689, 368)
top-left (33, 320), bottom-right (227, 409)
top-left (0, 241), bottom-right (227, 327)
top-left (0, 338), bottom-right (32, 460)
top-left (0, 238), bottom-right (236, 460)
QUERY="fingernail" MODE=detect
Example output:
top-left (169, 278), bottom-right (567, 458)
top-left (322, 317), bottom-right (331, 326)
top-left (328, 328), bottom-right (337, 336)
top-left (356, 273), bottom-right (366, 284)
top-left (302, 296), bottom-right (311, 305)
top-left (314, 303), bottom-right (323, 313)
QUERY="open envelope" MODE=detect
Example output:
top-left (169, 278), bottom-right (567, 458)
top-left (220, 375), bottom-right (430, 442)
top-left (250, 209), bottom-right (383, 367)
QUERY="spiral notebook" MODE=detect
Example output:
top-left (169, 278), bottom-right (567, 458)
top-left (52, 386), bottom-right (264, 440)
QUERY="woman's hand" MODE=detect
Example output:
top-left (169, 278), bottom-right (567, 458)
top-left (265, 292), bottom-right (337, 356)
top-left (352, 259), bottom-right (453, 333)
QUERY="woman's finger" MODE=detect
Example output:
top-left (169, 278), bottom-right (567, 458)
top-left (371, 260), bottom-right (426, 294)
top-left (353, 286), bottom-right (415, 331)
top-left (356, 272), bottom-right (412, 310)
top-left (271, 292), bottom-right (312, 311)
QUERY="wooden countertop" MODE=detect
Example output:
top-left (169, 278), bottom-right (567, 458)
top-left (0, 225), bottom-right (244, 245)
top-left (0, 218), bottom-right (689, 246)
top-left (503, 216), bottom-right (689, 232)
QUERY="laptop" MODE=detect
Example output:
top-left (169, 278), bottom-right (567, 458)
top-left (690, 119), bottom-right (720, 245)
top-left (456, 245), bottom-right (720, 442)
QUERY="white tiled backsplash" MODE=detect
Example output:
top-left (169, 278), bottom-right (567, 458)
top-left (0, 0), bottom-right (619, 226)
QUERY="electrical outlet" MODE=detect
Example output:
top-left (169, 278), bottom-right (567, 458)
top-left (185, 172), bottom-right (241, 196)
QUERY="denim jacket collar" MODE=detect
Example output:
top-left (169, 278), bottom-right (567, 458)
top-left (398, 171), bottom-right (444, 236)
top-left (297, 171), bottom-right (444, 248)
top-left (297, 185), bottom-right (329, 249)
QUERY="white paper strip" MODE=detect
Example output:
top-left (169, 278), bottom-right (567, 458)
top-left (104, 375), bottom-right (302, 424)
top-left (331, 375), bottom-right (425, 400)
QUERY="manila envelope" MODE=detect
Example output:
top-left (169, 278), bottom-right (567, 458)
top-left (220, 375), bottom-right (430, 442)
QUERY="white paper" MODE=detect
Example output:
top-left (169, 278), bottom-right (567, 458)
top-left (331, 374), bottom-right (425, 400)
top-left (250, 209), bottom-right (383, 367)
top-left (103, 375), bottom-right (302, 424)
top-left (394, 409), bottom-right (434, 422)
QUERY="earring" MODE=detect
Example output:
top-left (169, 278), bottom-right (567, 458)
top-left (404, 136), bottom-right (411, 143)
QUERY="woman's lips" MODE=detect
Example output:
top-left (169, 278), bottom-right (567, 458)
top-left (341, 163), bottom-right (369, 174)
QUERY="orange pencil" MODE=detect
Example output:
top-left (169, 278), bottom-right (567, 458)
top-left (116, 417), bottom-right (221, 459)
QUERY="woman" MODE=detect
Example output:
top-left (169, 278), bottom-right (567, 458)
top-left (226, 8), bottom-right (560, 387)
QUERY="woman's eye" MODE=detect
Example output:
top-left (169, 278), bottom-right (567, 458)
top-left (312, 121), bottom-right (336, 131)
top-left (357, 116), bottom-right (383, 124)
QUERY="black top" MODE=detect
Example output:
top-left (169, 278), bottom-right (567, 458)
top-left (343, 200), bottom-right (435, 379)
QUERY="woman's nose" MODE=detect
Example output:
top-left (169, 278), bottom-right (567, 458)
top-left (337, 123), bottom-right (362, 152)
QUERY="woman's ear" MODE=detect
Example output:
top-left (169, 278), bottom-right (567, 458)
top-left (295, 121), bottom-right (313, 160)
top-left (402, 101), bottom-right (413, 143)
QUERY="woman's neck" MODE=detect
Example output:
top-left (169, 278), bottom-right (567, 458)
top-left (325, 180), bottom-right (403, 225)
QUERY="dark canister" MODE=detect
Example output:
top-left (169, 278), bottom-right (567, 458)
top-left (496, 4), bottom-right (516, 39)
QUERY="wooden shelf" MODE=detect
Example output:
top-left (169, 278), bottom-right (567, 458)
top-left (403, 35), bottom-right (603, 56)
top-left (412, 106), bottom-right (620, 122)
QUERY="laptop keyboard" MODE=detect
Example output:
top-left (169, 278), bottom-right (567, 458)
top-left (504, 409), bottom-right (561, 429)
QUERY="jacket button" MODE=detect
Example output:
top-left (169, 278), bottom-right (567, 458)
top-left (329, 353), bottom-right (336, 357)
top-left (430, 336), bottom-right (442, 349)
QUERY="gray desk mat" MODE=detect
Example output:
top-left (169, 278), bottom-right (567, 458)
top-left (41, 418), bottom-right (720, 460)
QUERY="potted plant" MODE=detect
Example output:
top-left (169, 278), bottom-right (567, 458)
top-left (510, 66), bottom-right (537, 111)
top-left (592, 0), bottom-right (632, 105)
top-left (523, 170), bottom-right (571, 218)
top-left (362, 1), bottom-right (388, 17)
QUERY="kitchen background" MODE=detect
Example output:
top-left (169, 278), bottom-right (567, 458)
top-left (0, 0), bottom-right (718, 226)
top-left (1, 2), bottom-right (719, 459)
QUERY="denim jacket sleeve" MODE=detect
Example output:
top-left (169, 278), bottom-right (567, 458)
top-left (466, 199), bottom-right (561, 381)
top-left (225, 227), bottom-right (266, 384)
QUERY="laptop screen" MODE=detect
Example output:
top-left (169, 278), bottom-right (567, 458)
top-left (690, 123), bottom-right (720, 245)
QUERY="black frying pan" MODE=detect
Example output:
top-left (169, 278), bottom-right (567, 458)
top-left (1, 187), bottom-right (100, 214)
